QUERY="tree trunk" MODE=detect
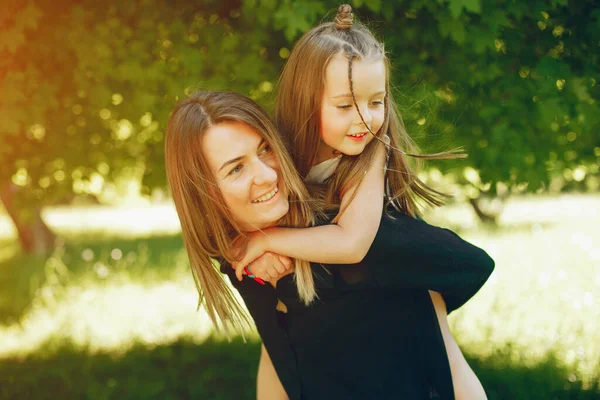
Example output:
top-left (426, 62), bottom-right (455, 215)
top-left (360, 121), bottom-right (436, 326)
top-left (468, 198), bottom-right (498, 224)
top-left (0, 183), bottom-right (56, 255)
top-left (468, 193), bottom-right (509, 225)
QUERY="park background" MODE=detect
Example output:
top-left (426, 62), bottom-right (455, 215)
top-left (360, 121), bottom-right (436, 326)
top-left (1, 0), bottom-right (599, 399)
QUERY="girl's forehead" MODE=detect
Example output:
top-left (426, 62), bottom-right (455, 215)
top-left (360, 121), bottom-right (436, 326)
top-left (323, 55), bottom-right (386, 97)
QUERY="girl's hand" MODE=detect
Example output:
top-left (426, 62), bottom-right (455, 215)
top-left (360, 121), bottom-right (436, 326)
top-left (233, 233), bottom-right (274, 281)
top-left (237, 251), bottom-right (294, 284)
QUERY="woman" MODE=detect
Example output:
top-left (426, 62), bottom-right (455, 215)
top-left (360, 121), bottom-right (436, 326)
top-left (164, 91), bottom-right (493, 399)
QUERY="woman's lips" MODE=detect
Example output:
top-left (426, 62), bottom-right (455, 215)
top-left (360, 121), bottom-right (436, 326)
top-left (251, 184), bottom-right (280, 204)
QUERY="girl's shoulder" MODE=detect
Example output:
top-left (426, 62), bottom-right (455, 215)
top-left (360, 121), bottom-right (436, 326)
top-left (304, 155), bottom-right (342, 184)
top-left (304, 134), bottom-right (390, 185)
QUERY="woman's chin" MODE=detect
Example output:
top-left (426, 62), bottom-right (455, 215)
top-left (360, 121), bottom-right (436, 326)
top-left (242, 198), bottom-right (290, 231)
top-left (267, 197), bottom-right (290, 223)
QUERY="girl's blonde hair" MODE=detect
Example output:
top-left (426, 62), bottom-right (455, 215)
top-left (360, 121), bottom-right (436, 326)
top-left (165, 91), bottom-right (317, 335)
top-left (275, 4), bottom-right (465, 218)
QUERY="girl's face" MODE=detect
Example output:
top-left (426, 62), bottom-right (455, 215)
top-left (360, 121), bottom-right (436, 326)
top-left (202, 121), bottom-right (289, 232)
top-left (317, 53), bottom-right (386, 164)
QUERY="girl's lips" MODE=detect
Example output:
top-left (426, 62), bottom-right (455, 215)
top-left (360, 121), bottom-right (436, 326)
top-left (347, 132), bottom-right (368, 142)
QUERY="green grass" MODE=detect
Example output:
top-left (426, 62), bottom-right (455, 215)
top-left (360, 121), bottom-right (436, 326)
top-left (0, 233), bottom-right (187, 324)
top-left (425, 195), bottom-right (600, 390)
top-left (0, 339), bottom-right (598, 399)
top-left (0, 195), bottom-right (599, 399)
top-left (0, 338), bottom-right (259, 400)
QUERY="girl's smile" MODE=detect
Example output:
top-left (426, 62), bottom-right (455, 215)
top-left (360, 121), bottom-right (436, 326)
top-left (347, 131), bottom-right (369, 141)
top-left (316, 53), bottom-right (386, 164)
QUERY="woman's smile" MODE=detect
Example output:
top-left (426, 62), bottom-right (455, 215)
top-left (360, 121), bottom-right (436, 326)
top-left (251, 184), bottom-right (280, 204)
top-left (203, 121), bottom-right (290, 231)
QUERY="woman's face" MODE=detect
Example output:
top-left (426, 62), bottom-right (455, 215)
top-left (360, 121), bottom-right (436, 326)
top-left (202, 121), bottom-right (289, 232)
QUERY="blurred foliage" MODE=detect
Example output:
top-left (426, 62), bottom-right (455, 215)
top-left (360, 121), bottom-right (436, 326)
top-left (1, 0), bottom-right (599, 212)
top-left (372, 0), bottom-right (600, 198)
top-left (1, 0), bottom-right (287, 210)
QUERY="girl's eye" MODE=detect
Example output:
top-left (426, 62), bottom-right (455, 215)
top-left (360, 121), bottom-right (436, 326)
top-left (336, 105), bottom-right (352, 109)
top-left (371, 100), bottom-right (384, 106)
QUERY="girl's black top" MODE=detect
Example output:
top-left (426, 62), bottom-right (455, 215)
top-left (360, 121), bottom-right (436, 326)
top-left (221, 210), bottom-right (495, 400)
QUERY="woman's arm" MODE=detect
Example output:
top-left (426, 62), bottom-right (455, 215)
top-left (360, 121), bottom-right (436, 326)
top-left (257, 344), bottom-right (290, 400)
top-left (429, 292), bottom-right (488, 400)
top-left (220, 262), bottom-right (301, 400)
top-left (233, 142), bottom-right (387, 280)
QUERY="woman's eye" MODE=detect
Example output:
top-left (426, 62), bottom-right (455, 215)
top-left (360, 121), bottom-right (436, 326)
top-left (229, 164), bottom-right (243, 176)
top-left (371, 100), bottom-right (384, 106)
top-left (259, 145), bottom-right (272, 156)
top-left (336, 105), bottom-right (352, 109)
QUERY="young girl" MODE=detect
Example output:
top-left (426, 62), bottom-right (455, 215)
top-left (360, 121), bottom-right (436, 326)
top-left (233, 5), bottom-right (490, 400)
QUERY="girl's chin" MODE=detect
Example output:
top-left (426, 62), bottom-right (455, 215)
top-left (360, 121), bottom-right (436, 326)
top-left (339, 147), bottom-right (364, 156)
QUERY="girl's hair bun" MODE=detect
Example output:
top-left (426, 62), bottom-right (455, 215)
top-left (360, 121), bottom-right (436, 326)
top-left (334, 4), bottom-right (353, 30)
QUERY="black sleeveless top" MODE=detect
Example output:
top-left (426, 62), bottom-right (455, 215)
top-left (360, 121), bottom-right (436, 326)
top-left (222, 210), bottom-right (494, 400)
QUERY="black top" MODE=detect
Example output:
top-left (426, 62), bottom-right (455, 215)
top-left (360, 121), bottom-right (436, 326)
top-left (222, 210), bottom-right (494, 400)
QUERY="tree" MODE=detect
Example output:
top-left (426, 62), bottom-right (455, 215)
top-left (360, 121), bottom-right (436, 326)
top-left (0, 0), bottom-right (286, 253)
top-left (262, 0), bottom-right (600, 221)
top-left (375, 0), bottom-right (600, 219)
top-left (2, 0), bottom-right (599, 253)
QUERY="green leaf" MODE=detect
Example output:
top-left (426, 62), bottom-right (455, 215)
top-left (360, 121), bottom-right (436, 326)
top-left (569, 78), bottom-right (591, 102)
top-left (536, 56), bottom-right (571, 78)
top-left (273, 1), bottom-right (325, 41)
top-left (381, 1), bottom-right (395, 21)
top-left (260, 0), bottom-right (278, 10)
top-left (243, 0), bottom-right (257, 9)
top-left (449, 0), bottom-right (481, 18)
top-left (450, 21), bottom-right (466, 43)
top-left (482, 8), bottom-right (509, 33)
top-left (470, 27), bottom-right (494, 53)
top-left (463, 0), bottom-right (481, 14)
top-left (439, 16), bottom-right (466, 44)
top-left (364, 0), bottom-right (382, 14)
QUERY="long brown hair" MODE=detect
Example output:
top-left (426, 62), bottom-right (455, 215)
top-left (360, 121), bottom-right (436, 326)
top-left (165, 91), bottom-right (317, 336)
top-left (275, 4), bottom-right (465, 218)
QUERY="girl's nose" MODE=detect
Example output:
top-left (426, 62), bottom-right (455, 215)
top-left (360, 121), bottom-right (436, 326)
top-left (355, 104), bottom-right (373, 126)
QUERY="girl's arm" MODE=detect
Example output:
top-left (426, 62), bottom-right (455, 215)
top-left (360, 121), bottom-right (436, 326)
top-left (257, 344), bottom-right (290, 400)
top-left (234, 141), bottom-right (387, 280)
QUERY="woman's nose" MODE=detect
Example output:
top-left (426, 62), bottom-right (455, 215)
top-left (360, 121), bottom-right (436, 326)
top-left (252, 159), bottom-right (278, 186)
